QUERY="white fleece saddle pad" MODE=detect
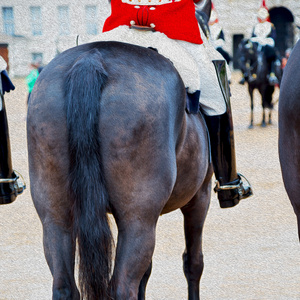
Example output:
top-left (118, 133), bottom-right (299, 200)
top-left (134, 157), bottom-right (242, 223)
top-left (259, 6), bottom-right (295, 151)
top-left (93, 26), bottom-right (200, 93)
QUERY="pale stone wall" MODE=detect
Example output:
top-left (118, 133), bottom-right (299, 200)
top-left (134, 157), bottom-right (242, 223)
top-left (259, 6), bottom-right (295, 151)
top-left (0, 0), bottom-right (111, 77)
top-left (212, 0), bottom-right (300, 59)
top-left (0, 0), bottom-right (299, 76)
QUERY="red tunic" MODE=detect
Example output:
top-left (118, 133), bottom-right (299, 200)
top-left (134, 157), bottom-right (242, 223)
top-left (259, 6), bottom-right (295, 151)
top-left (103, 0), bottom-right (203, 45)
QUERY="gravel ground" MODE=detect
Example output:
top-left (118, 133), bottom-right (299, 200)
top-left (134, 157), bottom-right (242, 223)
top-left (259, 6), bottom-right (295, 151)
top-left (0, 72), bottom-right (299, 300)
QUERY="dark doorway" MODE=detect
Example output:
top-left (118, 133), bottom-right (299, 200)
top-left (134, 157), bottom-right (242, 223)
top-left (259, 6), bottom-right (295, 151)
top-left (232, 34), bottom-right (244, 70)
top-left (0, 43), bottom-right (9, 71)
top-left (269, 7), bottom-right (294, 57)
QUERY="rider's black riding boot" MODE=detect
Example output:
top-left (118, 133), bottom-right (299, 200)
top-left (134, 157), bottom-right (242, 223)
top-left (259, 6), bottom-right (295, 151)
top-left (204, 112), bottom-right (253, 208)
top-left (0, 74), bottom-right (26, 204)
top-left (203, 60), bottom-right (253, 208)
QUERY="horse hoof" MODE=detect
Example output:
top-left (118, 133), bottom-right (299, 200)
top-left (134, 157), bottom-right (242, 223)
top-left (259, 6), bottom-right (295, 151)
top-left (248, 124), bottom-right (254, 129)
top-left (261, 122), bottom-right (267, 128)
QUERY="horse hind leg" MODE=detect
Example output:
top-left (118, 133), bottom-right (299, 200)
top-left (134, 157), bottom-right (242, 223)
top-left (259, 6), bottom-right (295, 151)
top-left (29, 164), bottom-right (79, 299)
top-left (111, 214), bottom-right (158, 300)
top-left (138, 261), bottom-right (152, 300)
top-left (181, 185), bottom-right (210, 300)
top-left (43, 221), bottom-right (80, 300)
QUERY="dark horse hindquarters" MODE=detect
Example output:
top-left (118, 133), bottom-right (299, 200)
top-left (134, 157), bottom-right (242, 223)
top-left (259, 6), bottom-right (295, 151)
top-left (279, 40), bottom-right (300, 241)
top-left (27, 41), bottom-right (212, 299)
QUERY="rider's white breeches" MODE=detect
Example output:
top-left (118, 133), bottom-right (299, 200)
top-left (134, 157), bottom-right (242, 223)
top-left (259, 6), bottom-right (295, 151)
top-left (96, 25), bottom-right (228, 116)
top-left (176, 39), bottom-right (228, 116)
top-left (250, 36), bottom-right (275, 47)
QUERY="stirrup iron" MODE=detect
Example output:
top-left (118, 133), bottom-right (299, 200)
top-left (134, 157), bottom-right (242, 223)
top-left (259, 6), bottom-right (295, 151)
top-left (214, 173), bottom-right (252, 197)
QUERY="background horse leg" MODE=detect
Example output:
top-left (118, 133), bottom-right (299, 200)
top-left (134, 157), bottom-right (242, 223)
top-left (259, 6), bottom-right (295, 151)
top-left (261, 109), bottom-right (267, 127)
top-left (248, 86), bottom-right (254, 129)
top-left (260, 87), bottom-right (267, 128)
top-left (181, 184), bottom-right (211, 300)
top-left (262, 85), bottom-right (274, 127)
top-left (138, 261), bottom-right (152, 300)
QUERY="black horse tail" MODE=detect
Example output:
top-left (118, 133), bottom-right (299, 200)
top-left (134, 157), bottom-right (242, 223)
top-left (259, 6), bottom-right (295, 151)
top-left (65, 48), bottom-right (113, 300)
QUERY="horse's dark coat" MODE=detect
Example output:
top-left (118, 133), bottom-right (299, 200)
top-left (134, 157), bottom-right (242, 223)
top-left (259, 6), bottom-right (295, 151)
top-left (27, 41), bottom-right (213, 300)
top-left (279, 40), bottom-right (300, 242)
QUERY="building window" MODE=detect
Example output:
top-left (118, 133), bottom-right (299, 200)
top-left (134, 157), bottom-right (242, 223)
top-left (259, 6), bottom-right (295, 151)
top-left (85, 6), bottom-right (98, 35)
top-left (31, 53), bottom-right (43, 69)
top-left (58, 6), bottom-right (70, 36)
top-left (2, 7), bottom-right (15, 36)
top-left (32, 53), bottom-right (43, 63)
top-left (30, 6), bottom-right (43, 36)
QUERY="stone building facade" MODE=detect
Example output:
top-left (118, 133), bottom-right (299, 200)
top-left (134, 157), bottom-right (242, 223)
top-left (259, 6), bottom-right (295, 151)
top-left (0, 0), bottom-right (299, 76)
top-left (212, 0), bottom-right (299, 69)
